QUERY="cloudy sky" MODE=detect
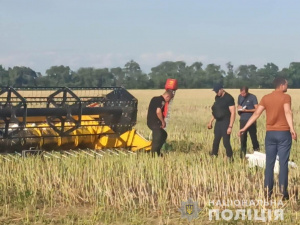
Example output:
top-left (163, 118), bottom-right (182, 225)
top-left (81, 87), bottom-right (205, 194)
top-left (1, 0), bottom-right (300, 74)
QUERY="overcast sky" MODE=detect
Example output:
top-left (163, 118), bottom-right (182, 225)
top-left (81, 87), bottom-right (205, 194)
top-left (1, 0), bottom-right (300, 74)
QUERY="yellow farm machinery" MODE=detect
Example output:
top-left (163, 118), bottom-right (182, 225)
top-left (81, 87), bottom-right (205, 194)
top-left (0, 86), bottom-right (152, 154)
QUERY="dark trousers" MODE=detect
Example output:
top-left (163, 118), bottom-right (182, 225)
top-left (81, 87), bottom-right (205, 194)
top-left (151, 128), bottom-right (168, 156)
top-left (211, 119), bottom-right (233, 157)
top-left (240, 120), bottom-right (260, 158)
top-left (264, 131), bottom-right (292, 198)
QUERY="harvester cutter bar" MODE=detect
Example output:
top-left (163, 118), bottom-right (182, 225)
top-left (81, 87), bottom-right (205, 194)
top-left (0, 148), bottom-right (136, 161)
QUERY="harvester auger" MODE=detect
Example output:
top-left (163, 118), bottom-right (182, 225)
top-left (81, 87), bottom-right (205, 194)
top-left (0, 86), bottom-right (151, 153)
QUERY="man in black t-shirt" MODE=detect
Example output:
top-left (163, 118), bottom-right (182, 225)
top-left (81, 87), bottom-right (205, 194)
top-left (207, 84), bottom-right (236, 160)
top-left (147, 90), bottom-right (174, 156)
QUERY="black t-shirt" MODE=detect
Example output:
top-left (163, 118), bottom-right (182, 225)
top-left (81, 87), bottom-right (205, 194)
top-left (147, 96), bottom-right (165, 129)
top-left (213, 92), bottom-right (235, 120)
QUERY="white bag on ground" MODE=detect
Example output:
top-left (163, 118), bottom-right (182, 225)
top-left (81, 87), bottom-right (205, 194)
top-left (245, 151), bottom-right (298, 174)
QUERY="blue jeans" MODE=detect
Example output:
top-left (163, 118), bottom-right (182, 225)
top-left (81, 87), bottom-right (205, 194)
top-left (265, 131), bottom-right (292, 197)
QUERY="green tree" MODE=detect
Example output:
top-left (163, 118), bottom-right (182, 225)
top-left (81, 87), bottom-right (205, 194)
top-left (45, 65), bottom-right (74, 86)
top-left (111, 67), bottom-right (125, 86)
top-left (149, 61), bottom-right (191, 88)
top-left (8, 66), bottom-right (37, 87)
top-left (0, 65), bottom-right (9, 86)
top-left (72, 68), bottom-right (95, 87)
top-left (257, 63), bottom-right (279, 88)
top-left (224, 62), bottom-right (237, 88)
top-left (205, 64), bottom-right (224, 87)
top-left (288, 62), bottom-right (300, 88)
top-left (149, 61), bottom-right (173, 89)
top-left (94, 68), bottom-right (115, 87)
top-left (236, 64), bottom-right (258, 88)
top-left (188, 62), bottom-right (206, 88)
top-left (123, 60), bottom-right (148, 89)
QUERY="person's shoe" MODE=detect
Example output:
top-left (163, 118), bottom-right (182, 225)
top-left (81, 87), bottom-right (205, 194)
top-left (209, 152), bottom-right (218, 157)
top-left (264, 188), bottom-right (273, 200)
top-left (240, 153), bottom-right (246, 160)
top-left (227, 156), bottom-right (234, 163)
top-left (282, 195), bottom-right (289, 201)
top-left (240, 149), bottom-right (246, 159)
top-left (281, 191), bottom-right (290, 201)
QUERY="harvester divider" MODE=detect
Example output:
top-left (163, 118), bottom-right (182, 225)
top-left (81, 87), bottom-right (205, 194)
top-left (64, 151), bottom-right (77, 157)
top-left (82, 150), bottom-right (94, 157)
top-left (107, 149), bottom-right (119, 155)
top-left (90, 150), bottom-right (104, 157)
top-left (7, 154), bottom-right (20, 160)
top-left (15, 152), bottom-right (22, 156)
top-left (44, 152), bottom-right (60, 159)
top-left (116, 149), bottom-right (129, 156)
top-left (1, 156), bottom-right (11, 161)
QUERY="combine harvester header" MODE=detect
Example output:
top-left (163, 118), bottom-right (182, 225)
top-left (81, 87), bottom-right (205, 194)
top-left (0, 79), bottom-right (178, 155)
top-left (0, 86), bottom-right (151, 153)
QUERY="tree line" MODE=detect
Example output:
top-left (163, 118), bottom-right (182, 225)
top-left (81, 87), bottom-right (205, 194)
top-left (1, 61), bottom-right (300, 89)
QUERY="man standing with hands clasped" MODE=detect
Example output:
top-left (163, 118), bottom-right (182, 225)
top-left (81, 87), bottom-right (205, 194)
top-left (238, 77), bottom-right (297, 200)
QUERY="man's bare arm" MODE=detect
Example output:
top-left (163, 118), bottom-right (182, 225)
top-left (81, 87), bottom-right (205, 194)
top-left (227, 105), bottom-right (236, 134)
top-left (156, 108), bottom-right (165, 128)
top-left (207, 115), bottom-right (215, 129)
top-left (284, 103), bottom-right (297, 140)
top-left (238, 105), bottom-right (264, 136)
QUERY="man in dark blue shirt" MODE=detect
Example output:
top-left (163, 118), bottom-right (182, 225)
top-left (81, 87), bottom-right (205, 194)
top-left (237, 86), bottom-right (260, 158)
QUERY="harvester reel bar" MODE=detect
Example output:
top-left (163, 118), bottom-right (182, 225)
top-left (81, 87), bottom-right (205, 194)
top-left (46, 87), bottom-right (82, 135)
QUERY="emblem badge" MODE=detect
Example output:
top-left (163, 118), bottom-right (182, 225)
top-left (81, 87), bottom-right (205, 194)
top-left (178, 198), bottom-right (201, 221)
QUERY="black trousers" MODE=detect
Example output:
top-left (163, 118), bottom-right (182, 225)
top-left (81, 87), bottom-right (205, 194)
top-left (151, 128), bottom-right (168, 156)
top-left (240, 120), bottom-right (259, 158)
top-left (211, 119), bottom-right (233, 157)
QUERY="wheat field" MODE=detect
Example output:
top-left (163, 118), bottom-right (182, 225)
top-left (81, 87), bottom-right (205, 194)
top-left (0, 89), bottom-right (300, 225)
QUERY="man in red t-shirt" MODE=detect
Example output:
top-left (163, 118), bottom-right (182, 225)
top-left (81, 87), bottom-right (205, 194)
top-left (238, 77), bottom-right (297, 200)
